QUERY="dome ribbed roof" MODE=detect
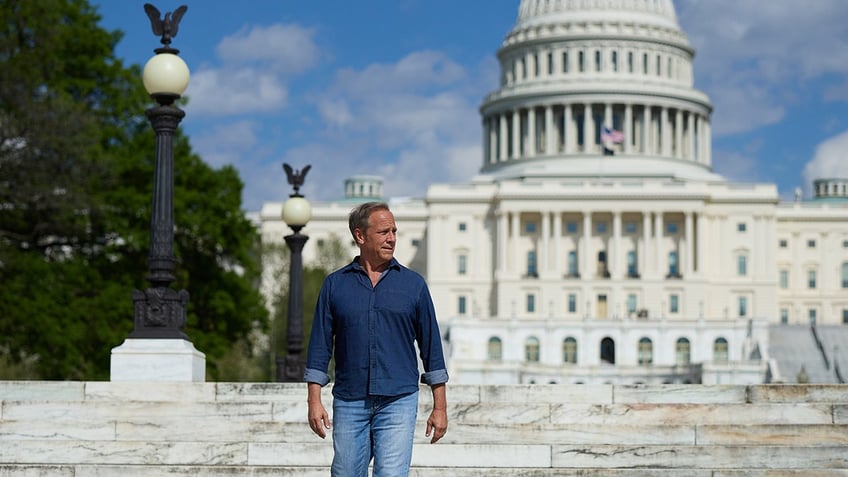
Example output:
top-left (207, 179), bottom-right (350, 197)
top-left (515, 0), bottom-right (679, 30)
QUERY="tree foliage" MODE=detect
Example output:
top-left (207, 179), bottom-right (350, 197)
top-left (0, 0), bottom-right (268, 380)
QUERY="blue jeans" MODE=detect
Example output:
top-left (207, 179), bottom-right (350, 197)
top-left (331, 391), bottom-right (418, 477)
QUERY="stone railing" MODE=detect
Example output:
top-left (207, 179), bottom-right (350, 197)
top-left (1, 381), bottom-right (847, 475)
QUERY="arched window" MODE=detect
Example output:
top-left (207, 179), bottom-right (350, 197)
top-left (600, 337), bottom-right (616, 364)
top-left (638, 337), bottom-right (653, 365)
top-left (487, 337), bottom-right (502, 361)
top-left (714, 338), bottom-right (729, 363)
top-left (563, 337), bottom-right (578, 363)
top-left (676, 337), bottom-right (691, 365)
top-left (525, 336), bottom-right (540, 362)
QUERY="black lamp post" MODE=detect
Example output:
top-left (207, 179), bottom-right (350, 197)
top-left (276, 164), bottom-right (312, 382)
top-left (130, 4), bottom-right (191, 340)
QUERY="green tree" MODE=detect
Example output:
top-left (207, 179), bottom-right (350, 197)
top-left (0, 0), bottom-right (268, 380)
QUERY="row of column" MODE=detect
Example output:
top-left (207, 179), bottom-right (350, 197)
top-left (496, 210), bottom-right (701, 280)
top-left (482, 102), bottom-right (711, 165)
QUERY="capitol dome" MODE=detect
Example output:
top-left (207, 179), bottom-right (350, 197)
top-left (478, 0), bottom-right (719, 183)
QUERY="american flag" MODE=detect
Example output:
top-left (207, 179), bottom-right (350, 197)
top-left (601, 126), bottom-right (624, 144)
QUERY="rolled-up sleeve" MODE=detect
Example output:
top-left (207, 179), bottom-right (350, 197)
top-left (305, 279), bottom-right (334, 385)
top-left (415, 282), bottom-right (449, 386)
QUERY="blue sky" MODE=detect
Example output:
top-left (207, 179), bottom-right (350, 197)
top-left (92, 1), bottom-right (848, 212)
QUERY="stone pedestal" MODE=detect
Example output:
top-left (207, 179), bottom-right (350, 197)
top-left (110, 339), bottom-right (205, 382)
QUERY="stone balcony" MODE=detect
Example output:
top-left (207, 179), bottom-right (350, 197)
top-left (1, 382), bottom-right (847, 475)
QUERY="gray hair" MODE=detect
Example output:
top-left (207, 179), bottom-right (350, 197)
top-left (348, 202), bottom-right (391, 240)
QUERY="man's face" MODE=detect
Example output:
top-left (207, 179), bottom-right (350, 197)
top-left (355, 209), bottom-right (396, 264)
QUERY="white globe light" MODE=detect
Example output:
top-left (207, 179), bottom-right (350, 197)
top-left (143, 53), bottom-right (190, 96)
top-left (282, 196), bottom-right (312, 227)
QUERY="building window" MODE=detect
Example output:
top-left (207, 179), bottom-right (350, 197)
top-left (843, 309), bottom-right (848, 324)
top-left (578, 51), bottom-right (585, 72)
top-left (627, 294), bottom-right (637, 314)
top-left (625, 222), bottom-right (637, 234)
top-left (667, 223), bottom-right (678, 234)
top-left (627, 51), bottom-right (634, 72)
top-left (779, 239), bottom-right (788, 248)
top-left (526, 293), bottom-right (536, 313)
top-left (808, 270), bottom-right (817, 289)
top-left (737, 255), bottom-right (748, 276)
top-left (808, 239), bottom-right (816, 248)
top-left (600, 337), bottom-right (616, 364)
top-left (714, 338), bottom-right (729, 363)
top-left (809, 309), bottom-right (817, 326)
top-left (842, 262), bottom-right (848, 288)
top-left (668, 251), bottom-right (680, 277)
top-left (411, 239), bottom-right (421, 247)
top-left (457, 296), bottom-right (467, 315)
top-left (562, 51), bottom-right (569, 73)
top-left (611, 51), bottom-right (618, 72)
top-left (487, 337), bottom-right (502, 361)
top-left (566, 221), bottom-right (578, 233)
top-left (843, 240), bottom-right (848, 248)
top-left (780, 308), bottom-right (789, 324)
top-left (737, 222), bottom-right (747, 232)
top-left (638, 337), bottom-right (653, 365)
top-left (525, 222), bottom-right (537, 234)
top-left (547, 52), bottom-right (553, 75)
top-left (595, 50), bottom-right (602, 71)
top-left (563, 337), bottom-right (578, 363)
top-left (567, 251), bottom-right (579, 277)
top-left (738, 297), bottom-right (747, 317)
top-left (567, 293), bottom-right (577, 313)
top-left (525, 336), bottom-right (540, 362)
top-left (458, 254), bottom-right (467, 275)
top-left (676, 338), bottom-right (691, 365)
top-left (596, 222), bottom-right (607, 234)
top-left (670, 294), bottom-right (679, 314)
top-left (627, 251), bottom-right (639, 277)
top-left (526, 251), bottom-right (538, 277)
top-left (458, 222), bottom-right (467, 232)
top-left (779, 270), bottom-right (789, 289)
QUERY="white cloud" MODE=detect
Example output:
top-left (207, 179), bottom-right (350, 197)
top-left (676, 0), bottom-right (848, 136)
top-left (803, 129), bottom-right (848, 192)
top-left (216, 24), bottom-right (320, 74)
top-left (185, 67), bottom-right (287, 116)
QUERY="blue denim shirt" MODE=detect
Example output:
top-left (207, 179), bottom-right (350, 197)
top-left (304, 257), bottom-right (449, 400)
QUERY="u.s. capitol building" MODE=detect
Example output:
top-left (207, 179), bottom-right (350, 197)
top-left (260, 0), bottom-right (848, 385)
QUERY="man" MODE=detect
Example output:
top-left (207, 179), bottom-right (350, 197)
top-left (304, 201), bottom-right (449, 476)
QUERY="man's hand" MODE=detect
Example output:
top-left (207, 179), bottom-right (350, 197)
top-left (307, 382), bottom-right (331, 439)
top-left (425, 408), bottom-right (448, 444)
top-left (425, 383), bottom-right (448, 444)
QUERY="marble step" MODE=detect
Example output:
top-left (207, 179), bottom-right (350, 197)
top-left (3, 466), bottom-right (848, 477)
top-left (1, 442), bottom-right (847, 468)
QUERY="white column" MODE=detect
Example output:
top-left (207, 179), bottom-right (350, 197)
top-left (512, 109), bottom-right (521, 159)
top-left (604, 103), bottom-right (612, 130)
top-left (499, 113), bottom-right (508, 161)
top-left (482, 117), bottom-right (490, 165)
top-left (675, 109), bottom-right (683, 158)
top-left (511, 211), bottom-right (520, 275)
top-left (497, 211), bottom-right (507, 275)
top-left (613, 211), bottom-right (622, 279)
top-left (528, 52), bottom-right (536, 79)
top-left (542, 211), bottom-right (551, 274)
top-left (661, 107), bottom-right (670, 157)
top-left (540, 49), bottom-right (549, 77)
top-left (553, 212), bottom-right (563, 274)
top-left (684, 211), bottom-right (694, 277)
top-left (654, 212), bottom-right (664, 276)
top-left (642, 213), bottom-right (651, 278)
top-left (704, 120), bottom-right (712, 166)
top-left (642, 106), bottom-right (650, 154)
top-left (624, 104), bottom-right (633, 154)
top-left (564, 104), bottom-right (573, 154)
top-left (552, 47), bottom-right (561, 75)
top-left (527, 107), bottom-right (537, 157)
top-left (583, 103), bottom-right (593, 153)
top-left (687, 112), bottom-right (695, 160)
top-left (696, 212), bottom-right (705, 276)
top-left (583, 212), bottom-right (592, 278)
top-left (545, 105), bottom-right (554, 155)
